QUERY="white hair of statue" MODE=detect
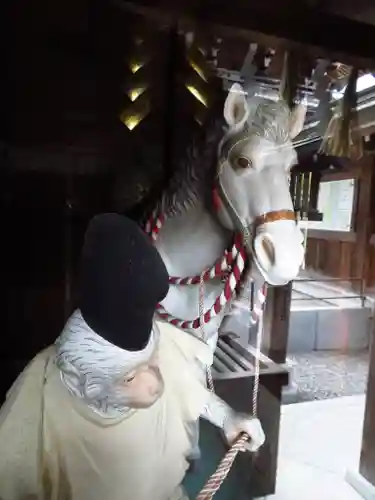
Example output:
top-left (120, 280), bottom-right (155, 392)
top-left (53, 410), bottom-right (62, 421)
top-left (55, 309), bottom-right (158, 418)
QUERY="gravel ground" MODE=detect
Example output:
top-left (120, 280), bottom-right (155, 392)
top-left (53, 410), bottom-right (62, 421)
top-left (283, 350), bottom-right (369, 403)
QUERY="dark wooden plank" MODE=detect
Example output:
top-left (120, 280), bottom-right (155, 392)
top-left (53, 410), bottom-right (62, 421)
top-left (119, 0), bottom-right (375, 65)
top-left (262, 283), bottom-right (292, 364)
top-left (309, 172), bottom-right (321, 213)
top-left (340, 241), bottom-right (353, 280)
top-left (328, 240), bottom-right (340, 277)
top-left (213, 337), bottom-right (289, 378)
top-left (367, 246), bottom-right (375, 289)
top-left (320, 240), bottom-right (328, 274)
top-left (314, 240), bottom-right (320, 270)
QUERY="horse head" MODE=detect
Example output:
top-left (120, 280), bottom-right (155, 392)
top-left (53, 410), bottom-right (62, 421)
top-left (215, 83), bottom-right (306, 286)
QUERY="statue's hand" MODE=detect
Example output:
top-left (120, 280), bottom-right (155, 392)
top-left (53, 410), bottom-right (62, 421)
top-left (223, 413), bottom-right (265, 452)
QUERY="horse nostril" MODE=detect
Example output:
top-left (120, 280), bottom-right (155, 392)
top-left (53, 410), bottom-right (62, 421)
top-left (253, 232), bottom-right (276, 275)
top-left (260, 235), bottom-right (275, 265)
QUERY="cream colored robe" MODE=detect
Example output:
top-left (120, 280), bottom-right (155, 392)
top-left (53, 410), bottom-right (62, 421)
top-left (0, 321), bottom-right (213, 500)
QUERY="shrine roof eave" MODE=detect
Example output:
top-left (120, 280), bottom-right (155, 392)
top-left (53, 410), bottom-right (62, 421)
top-left (118, 0), bottom-right (375, 67)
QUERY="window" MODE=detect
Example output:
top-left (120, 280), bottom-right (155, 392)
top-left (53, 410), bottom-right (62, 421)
top-left (304, 178), bottom-right (356, 232)
top-left (331, 73), bottom-right (375, 100)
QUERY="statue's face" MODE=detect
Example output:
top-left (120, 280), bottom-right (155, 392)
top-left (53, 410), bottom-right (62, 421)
top-left (121, 350), bottom-right (164, 408)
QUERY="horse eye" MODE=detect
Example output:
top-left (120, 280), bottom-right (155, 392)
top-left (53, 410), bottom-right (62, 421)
top-left (236, 156), bottom-right (252, 169)
top-left (125, 374), bottom-right (136, 384)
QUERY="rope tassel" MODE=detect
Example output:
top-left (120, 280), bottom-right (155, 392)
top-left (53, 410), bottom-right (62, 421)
top-left (319, 66), bottom-right (363, 159)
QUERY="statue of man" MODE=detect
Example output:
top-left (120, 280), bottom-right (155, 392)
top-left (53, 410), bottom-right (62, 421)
top-left (0, 214), bottom-right (265, 500)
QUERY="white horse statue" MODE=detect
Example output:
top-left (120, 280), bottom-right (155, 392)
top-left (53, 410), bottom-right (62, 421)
top-left (142, 83), bottom-right (306, 351)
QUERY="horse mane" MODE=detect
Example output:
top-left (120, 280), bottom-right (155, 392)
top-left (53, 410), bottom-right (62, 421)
top-left (135, 108), bottom-right (227, 227)
top-left (130, 95), bottom-right (298, 228)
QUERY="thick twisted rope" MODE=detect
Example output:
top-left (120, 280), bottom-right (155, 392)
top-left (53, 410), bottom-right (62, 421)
top-left (145, 210), bottom-right (248, 330)
top-left (196, 433), bottom-right (251, 500)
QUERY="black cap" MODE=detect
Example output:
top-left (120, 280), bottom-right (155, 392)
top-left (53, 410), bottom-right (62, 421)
top-left (79, 213), bottom-right (169, 351)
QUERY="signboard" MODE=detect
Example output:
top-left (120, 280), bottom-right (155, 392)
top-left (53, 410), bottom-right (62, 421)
top-left (307, 178), bottom-right (355, 231)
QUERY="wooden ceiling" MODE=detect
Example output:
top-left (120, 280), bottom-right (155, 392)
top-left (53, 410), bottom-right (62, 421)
top-left (122, 0), bottom-right (375, 64)
top-left (324, 0), bottom-right (375, 25)
top-left (4, 0), bottom-right (375, 175)
top-left (5, 3), bottom-right (170, 172)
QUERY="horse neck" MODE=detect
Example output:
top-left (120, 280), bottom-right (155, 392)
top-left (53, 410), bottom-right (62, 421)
top-left (154, 201), bottom-right (232, 278)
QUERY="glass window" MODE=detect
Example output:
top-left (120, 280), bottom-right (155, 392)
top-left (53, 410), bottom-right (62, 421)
top-left (302, 178), bottom-right (355, 231)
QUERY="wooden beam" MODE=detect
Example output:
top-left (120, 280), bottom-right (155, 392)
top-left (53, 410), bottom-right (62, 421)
top-left (349, 157), bottom-right (375, 491)
top-left (352, 155), bottom-right (374, 292)
top-left (118, 0), bottom-right (375, 66)
top-left (262, 283), bottom-right (292, 364)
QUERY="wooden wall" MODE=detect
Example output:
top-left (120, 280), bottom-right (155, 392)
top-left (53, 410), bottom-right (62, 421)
top-left (1, 2), bottom-right (170, 400)
top-left (305, 155), bottom-right (375, 291)
top-left (1, 1), bottom-right (220, 402)
top-left (306, 234), bottom-right (356, 279)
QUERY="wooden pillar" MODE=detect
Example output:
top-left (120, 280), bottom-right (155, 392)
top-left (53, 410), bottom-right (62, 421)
top-left (262, 283), bottom-right (292, 364)
top-left (352, 154), bottom-right (374, 293)
top-left (250, 283), bottom-right (292, 495)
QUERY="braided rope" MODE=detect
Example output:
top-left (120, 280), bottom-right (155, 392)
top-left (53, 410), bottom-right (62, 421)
top-left (206, 367), bottom-right (215, 393)
top-left (196, 433), bottom-right (250, 500)
top-left (145, 211), bottom-right (248, 330)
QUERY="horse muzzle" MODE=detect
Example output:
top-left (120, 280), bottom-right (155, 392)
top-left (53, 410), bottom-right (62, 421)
top-left (252, 222), bottom-right (304, 286)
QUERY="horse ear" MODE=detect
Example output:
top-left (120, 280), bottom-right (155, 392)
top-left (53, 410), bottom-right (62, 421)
top-left (224, 83), bottom-right (249, 129)
top-left (289, 103), bottom-right (307, 140)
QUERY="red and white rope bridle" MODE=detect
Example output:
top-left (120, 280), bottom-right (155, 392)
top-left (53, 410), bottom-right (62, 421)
top-left (145, 210), bottom-right (250, 330)
top-left (144, 202), bottom-right (294, 329)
